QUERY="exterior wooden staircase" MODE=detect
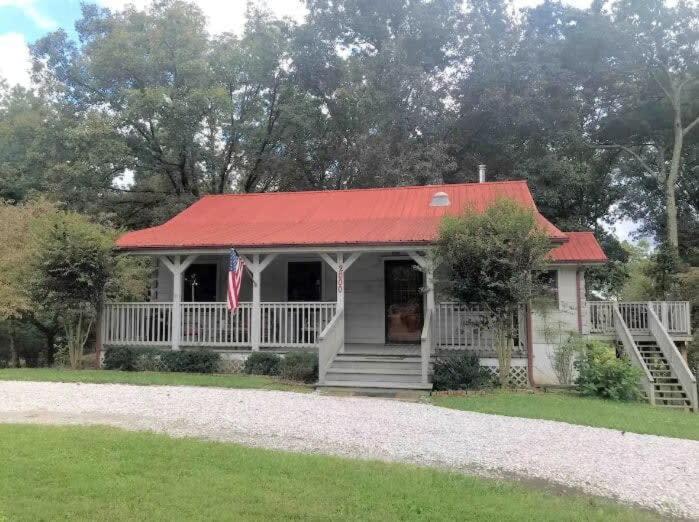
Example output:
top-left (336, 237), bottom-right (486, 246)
top-left (636, 341), bottom-right (694, 409)
top-left (612, 304), bottom-right (697, 412)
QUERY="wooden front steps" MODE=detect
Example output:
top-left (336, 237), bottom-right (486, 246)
top-left (318, 344), bottom-right (432, 394)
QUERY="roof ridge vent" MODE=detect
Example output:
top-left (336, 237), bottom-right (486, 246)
top-left (430, 191), bottom-right (450, 207)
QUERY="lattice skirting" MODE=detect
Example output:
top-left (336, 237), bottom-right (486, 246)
top-left (479, 359), bottom-right (530, 388)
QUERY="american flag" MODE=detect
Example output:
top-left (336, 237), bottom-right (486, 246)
top-left (227, 249), bottom-right (245, 312)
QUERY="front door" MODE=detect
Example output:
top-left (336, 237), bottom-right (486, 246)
top-left (385, 260), bottom-right (424, 344)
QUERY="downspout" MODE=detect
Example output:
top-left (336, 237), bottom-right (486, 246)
top-left (526, 302), bottom-right (535, 387)
top-left (575, 268), bottom-right (583, 334)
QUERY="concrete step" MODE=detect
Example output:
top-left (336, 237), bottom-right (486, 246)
top-left (324, 371), bottom-right (425, 384)
top-left (328, 367), bottom-right (421, 376)
top-left (334, 354), bottom-right (422, 363)
top-left (331, 359), bottom-right (421, 371)
top-left (319, 380), bottom-right (433, 391)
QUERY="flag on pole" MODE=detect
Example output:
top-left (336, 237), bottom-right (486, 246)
top-left (227, 249), bottom-right (245, 312)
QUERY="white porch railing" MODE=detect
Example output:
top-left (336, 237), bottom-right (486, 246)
top-left (103, 301), bottom-right (337, 349)
top-left (102, 302), bottom-right (173, 346)
top-left (260, 302), bottom-right (337, 348)
top-left (420, 308), bottom-right (434, 384)
top-left (181, 302), bottom-right (252, 347)
top-left (588, 301), bottom-right (691, 336)
top-left (613, 305), bottom-right (656, 405)
top-left (318, 309), bottom-right (344, 384)
top-left (647, 304), bottom-right (697, 411)
top-left (435, 303), bottom-right (526, 354)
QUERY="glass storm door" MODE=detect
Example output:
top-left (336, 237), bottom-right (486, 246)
top-left (384, 260), bottom-right (424, 344)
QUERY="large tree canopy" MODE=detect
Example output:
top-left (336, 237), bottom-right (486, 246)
top-left (0, 0), bottom-right (691, 274)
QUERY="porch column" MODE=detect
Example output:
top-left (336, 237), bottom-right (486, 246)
top-left (160, 254), bottom-right (197, 351)
top-left (320, 252), bottom-right (361, 311)
top-left (409, 251), bottom-right (434, 385)
top-left (407, 251), bottom-right (435, 314)
top-left (241, 254), bottom-right (277, 351)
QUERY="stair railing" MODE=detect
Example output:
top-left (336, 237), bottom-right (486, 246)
top-left (613, 305), bottom-right (655, 405)
top-left (647, 303), bottom-right (697, 412)
top-left (420, 309), bottom-right (433, 385)
top-left (318, 309), bottom-right (344, 385)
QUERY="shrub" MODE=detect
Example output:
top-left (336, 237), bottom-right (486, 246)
top-left (432, 352), bottom-right (490, 391)
top-left (133, 349), bottom-right (167, 372)
top-left (243, 352), bottom-right (281, 375)
top-left (574, 341), bottom-right (642, 401)
top-left (103, 346), bottom-right (136, 371)
top-left (279, 352), bottom-right (318, 383)
top-left (160, 350), bottom-right (220, 373)
top-left (550, 334), bottom-right (582, 386)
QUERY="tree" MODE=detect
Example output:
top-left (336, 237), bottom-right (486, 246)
top-left (589, 0), bottom-right (699, 257)
top-left (0, 200), bottom-right (44, 366)
top-left (30, 2), bottom-right (299, 227)
top-left (435, 199), bottom-right (552, 386)
top-left (29, 210), bottom-right (150, 368)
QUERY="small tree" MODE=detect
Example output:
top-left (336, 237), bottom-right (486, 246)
top-left (436, 199), bottom-right (552, 386)
top-left (29, 210), bottom-right (149, 369)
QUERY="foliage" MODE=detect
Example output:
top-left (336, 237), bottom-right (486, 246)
top-left (29, 210), bottom-right (118, 369)
top-left (103, 346), bottom-right (137, 371)
top-left (432, 352), bottom-right (490, 391)
top-left (243, 352), bottom-right (281, 376)
top-left (160, 350), bottom-right (220, 374)
top-left (436, 199), bottom-right (551, 386)
top-left (431, 389), bottom-right (699, 441)
top-left (0, 0), bottom-right (695, 295)
top-left (574, 341), bottom-right (642, 402)
top-left (104, 346), bottom-right (220, 373)
top-left (279, 352), bottom-right (318, 383)
top-left (549, 335), bottom-right (583, 387)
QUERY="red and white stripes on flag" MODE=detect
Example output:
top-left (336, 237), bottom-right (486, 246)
top-left (227, 249), bottom-right (245, 312)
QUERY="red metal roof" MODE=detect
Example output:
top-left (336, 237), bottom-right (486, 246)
top-left (116, 181), bottom-right (604, 263)
top-left (548, 232), bottom-right (607, 264)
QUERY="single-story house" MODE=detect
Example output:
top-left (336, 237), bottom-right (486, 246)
top-left (109, 179), bottom-right (695, 409)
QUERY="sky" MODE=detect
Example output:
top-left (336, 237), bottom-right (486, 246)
top-left (0, 0), bottom-right (639, 240)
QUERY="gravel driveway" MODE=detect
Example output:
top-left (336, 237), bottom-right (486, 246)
top-left (0, 381), bottom-right (697, 518)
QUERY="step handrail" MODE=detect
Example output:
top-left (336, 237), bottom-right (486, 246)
top-left (420, 309), bottom-right (433, 385)
top-left (318, 309), bottom-right (344, 385)
top-left (613, 305), bottom-right (655, 405)
top-left (647, 303), bottom-right (697, 412)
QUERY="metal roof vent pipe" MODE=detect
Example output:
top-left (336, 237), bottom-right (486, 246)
top-left (478, 164), bottom-right (486, 183)
top-left (430, 191), bottom-right (450, 207)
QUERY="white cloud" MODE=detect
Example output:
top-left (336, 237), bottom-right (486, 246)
top-left (97, 0), bottom-right (307, 35)
top-left (0, 0), bottom-right (56, 29)
top-left (0, 32), bottom-right (31, 87)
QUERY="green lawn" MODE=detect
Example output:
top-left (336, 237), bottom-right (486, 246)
top-left (0, 424), bottom-right (656, 521)
top-left (0, 368), bottom-right (309, 393)
top-left (432, 390), bottom-right (699, 440)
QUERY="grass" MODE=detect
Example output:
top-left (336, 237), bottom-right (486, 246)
top-left (0, 368), bottom-right (310, 393)
top-left (431, 389), bottom-right (699, 440)
top-left (0, 424), bottom-right (657, 521)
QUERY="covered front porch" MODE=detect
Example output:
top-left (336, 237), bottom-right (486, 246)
top-left (101, 248), bottom-right (532, 388)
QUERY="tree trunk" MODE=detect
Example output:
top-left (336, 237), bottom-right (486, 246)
top-left (46, 332), bottom-right (56, 367)
top-left (8, 327), bottom-right (19, 368)
top-left (665, 106), bottom-right (682, 253)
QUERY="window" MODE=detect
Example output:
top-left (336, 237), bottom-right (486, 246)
top-left (540, 270), bottom-right (559, 306)
top-left (287, 262), bottom-right (322, 301)
top-left (183, 264), bottom-right (218, 302)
